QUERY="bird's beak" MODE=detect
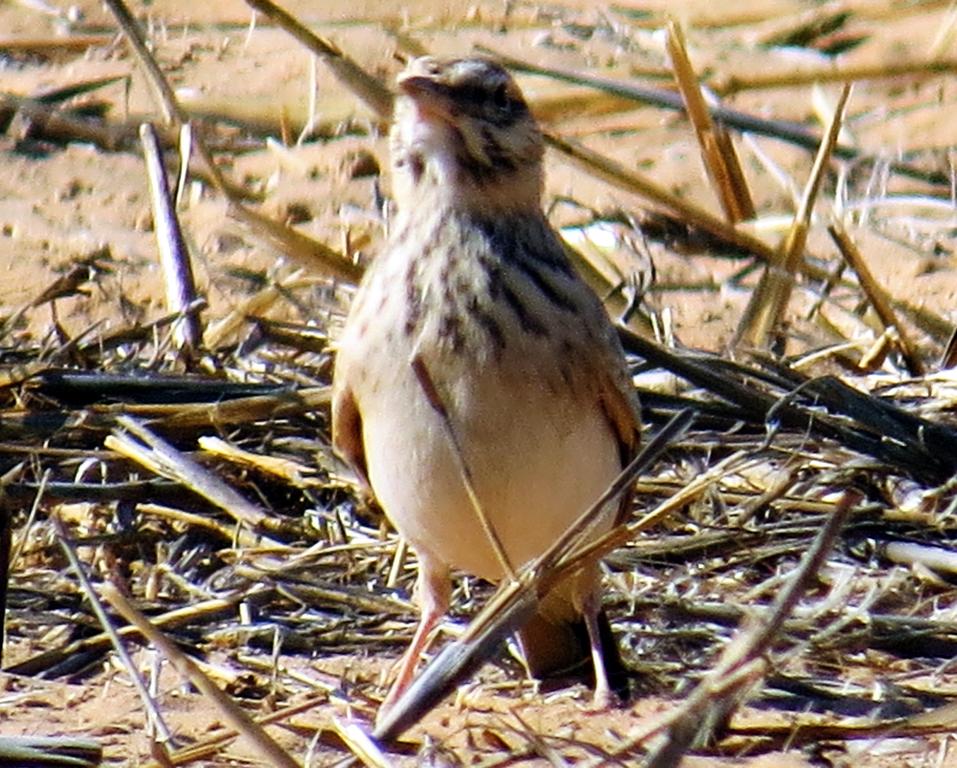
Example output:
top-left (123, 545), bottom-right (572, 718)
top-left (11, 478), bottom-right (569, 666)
top-left (397, 75), bottom-right (455, 123)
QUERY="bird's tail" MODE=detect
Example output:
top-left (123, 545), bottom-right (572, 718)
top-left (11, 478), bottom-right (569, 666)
top-left (516, 606), bottom-right (629, 698)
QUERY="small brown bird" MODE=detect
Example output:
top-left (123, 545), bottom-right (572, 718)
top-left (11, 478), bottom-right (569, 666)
top-left (332, 55), bottom-right (641, 718)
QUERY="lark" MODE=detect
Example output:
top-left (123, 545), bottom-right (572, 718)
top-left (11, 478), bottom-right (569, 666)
top-left (332, 56), bottom-right (641, 718)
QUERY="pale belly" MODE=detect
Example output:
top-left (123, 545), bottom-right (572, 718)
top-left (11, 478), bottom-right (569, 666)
top-left (359, 351), bottom-right (622, 582)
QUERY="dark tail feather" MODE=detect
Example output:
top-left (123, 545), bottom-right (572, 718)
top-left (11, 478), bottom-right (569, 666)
top-left (516, 607), bottom-right (629, 699)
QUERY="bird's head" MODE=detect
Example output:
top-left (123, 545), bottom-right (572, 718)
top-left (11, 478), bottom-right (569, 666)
top-left (390, 56), bottom-right (545, 215)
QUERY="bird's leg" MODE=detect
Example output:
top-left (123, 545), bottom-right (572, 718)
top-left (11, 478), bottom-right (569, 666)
top-left (583, 589), bottom-right (615, 709)
top-left (377, 558), bottom-right (450, 724)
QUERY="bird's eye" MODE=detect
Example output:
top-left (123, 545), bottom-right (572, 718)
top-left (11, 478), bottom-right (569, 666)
top-left (491, 83), bottom-right (510, 110)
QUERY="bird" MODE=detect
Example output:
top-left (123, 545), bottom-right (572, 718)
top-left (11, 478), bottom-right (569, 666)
top-left (331, 55), bottom-right (641, 720)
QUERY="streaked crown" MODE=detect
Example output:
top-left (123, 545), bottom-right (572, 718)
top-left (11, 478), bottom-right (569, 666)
top-left (390, 56), bottom-right (544, 212)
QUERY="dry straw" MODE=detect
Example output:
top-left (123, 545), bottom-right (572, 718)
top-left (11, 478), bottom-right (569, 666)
top-left (3, 0), bottom-right (957, 764)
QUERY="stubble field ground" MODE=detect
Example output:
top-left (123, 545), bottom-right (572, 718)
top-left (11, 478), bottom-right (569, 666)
top-left (1, 0), bottom-right (957, 765)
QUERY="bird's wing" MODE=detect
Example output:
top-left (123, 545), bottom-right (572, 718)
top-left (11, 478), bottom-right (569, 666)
top-left (590, 311), bottom-right (642, 452)
top-left (593, 325), bottom-right (642, 525)
top-left (331, 383), bottom-right (370, 488)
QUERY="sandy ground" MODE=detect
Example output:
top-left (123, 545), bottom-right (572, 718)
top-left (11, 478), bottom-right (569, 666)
top-left (2, 0), bottom-right (957, 765)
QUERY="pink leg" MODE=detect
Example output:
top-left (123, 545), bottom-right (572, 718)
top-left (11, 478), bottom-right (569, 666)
top-left (377, 557), bottom-right (450, 724)
top-left (583, 590), bottom-right (614, 709)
